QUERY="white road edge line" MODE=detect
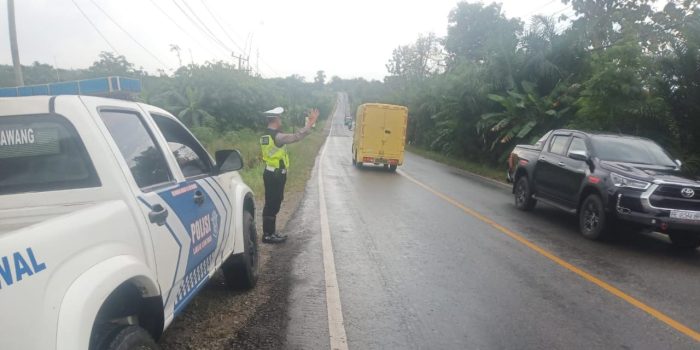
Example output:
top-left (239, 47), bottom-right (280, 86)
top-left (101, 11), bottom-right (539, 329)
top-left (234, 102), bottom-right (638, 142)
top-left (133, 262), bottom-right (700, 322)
top-left (318, 100), bottom-right (349, 350)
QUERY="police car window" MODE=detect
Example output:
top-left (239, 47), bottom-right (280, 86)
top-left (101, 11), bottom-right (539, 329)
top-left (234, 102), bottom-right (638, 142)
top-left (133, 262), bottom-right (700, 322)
top-left (549, 135), bottom-right (570, 155)
top-left (99, 110), bottom-right (173, 189)
top-left (152, 114), bottom-right (212, 178)
top-left (0, 114), bottom-right (100, 195)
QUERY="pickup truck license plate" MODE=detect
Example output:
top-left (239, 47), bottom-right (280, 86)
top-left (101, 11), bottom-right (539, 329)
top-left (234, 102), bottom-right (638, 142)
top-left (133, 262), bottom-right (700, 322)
top-left (670, 210), bottom-right (700, 221)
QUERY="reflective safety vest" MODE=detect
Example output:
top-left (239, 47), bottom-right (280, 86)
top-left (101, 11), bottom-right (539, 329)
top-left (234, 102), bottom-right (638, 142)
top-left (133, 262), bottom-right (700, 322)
top-left (260, 130), bottom-right (290, 170)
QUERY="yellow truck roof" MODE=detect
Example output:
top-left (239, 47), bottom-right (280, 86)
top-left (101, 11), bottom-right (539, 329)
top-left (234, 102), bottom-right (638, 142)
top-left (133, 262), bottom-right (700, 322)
top-left (358, 103), bottom-right (408, 112)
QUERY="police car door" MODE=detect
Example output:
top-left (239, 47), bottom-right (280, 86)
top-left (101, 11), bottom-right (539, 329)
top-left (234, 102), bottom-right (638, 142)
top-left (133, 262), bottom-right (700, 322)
top-left (89, 100), bottom-right (226, 320)
top-left (145, 110), bottom-right (234, 315)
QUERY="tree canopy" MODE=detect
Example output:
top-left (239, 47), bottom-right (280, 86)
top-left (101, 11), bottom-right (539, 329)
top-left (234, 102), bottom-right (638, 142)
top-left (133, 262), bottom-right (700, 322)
top-left (369, 0), bottom-right (700, 173)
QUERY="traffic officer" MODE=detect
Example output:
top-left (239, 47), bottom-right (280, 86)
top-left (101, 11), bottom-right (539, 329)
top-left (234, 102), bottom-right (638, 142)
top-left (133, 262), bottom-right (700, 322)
top-left (260, 107), bottom-right (319, 243)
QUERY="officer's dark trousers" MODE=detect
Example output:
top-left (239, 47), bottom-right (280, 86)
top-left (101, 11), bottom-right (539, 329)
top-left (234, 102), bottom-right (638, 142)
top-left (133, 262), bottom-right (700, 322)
top-left (262, 169), bottom-right (287, 235)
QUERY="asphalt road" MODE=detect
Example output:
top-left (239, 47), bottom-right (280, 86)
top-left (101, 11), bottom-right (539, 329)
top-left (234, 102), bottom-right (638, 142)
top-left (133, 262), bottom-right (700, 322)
top-left (281, 93), bottom-right (700, 349)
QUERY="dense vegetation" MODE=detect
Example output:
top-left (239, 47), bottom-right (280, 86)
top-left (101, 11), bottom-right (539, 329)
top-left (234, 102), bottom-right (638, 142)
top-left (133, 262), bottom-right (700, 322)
top-left (0, 52), bottom-right (333, 181)
top-left (0, 52), bottom-right (333, 141)
top-left (2, 0), bottom-right (698, 176)
top-left (333, 0), bottom-right (700, 174)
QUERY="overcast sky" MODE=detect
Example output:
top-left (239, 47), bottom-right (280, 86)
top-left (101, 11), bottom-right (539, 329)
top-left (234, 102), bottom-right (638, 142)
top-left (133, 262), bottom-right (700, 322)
top-left (0, 0), bottom-right (573, 81)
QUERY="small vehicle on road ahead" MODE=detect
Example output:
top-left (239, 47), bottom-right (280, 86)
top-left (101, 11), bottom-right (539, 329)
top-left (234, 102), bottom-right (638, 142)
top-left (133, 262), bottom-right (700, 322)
top-left (352, 103), bottom-right (408, 171)
top-left (344, 114), bottom-right (352, 130)
top-left (507, 129), bottom-right (700, 249)
top-left (0, 78), bottom-right (259, 350)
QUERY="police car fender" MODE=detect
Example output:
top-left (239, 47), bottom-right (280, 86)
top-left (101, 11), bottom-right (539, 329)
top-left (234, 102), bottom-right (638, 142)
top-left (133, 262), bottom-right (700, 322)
top-left (0, 198), bottom-right (147, 350)
top-left (56, 255), bottom-right (159, 350)
top-left (229, 177), bottom-right (255, 256)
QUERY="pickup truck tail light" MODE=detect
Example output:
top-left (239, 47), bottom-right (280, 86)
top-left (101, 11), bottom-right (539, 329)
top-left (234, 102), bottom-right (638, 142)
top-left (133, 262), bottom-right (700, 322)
top-left (363, 157), bottom-right (374, 163)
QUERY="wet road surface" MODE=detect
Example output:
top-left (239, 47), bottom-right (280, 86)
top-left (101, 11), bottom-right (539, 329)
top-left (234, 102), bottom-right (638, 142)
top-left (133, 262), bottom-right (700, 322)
top-left (282, 94), bottom-right (700, 349)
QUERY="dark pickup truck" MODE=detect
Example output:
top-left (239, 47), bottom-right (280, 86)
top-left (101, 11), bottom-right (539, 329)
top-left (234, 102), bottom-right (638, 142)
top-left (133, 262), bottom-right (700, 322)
top-left (507, 129), bottom-right (700, 249)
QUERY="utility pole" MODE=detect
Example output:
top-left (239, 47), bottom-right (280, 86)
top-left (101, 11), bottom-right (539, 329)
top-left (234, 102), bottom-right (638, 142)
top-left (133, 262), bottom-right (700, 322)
top-left (231, 53), bottom-right (250, 74)
top-left (8, 0), bottom-right (24, 86)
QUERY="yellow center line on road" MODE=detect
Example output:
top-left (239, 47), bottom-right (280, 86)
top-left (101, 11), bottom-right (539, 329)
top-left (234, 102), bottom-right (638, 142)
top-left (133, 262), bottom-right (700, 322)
top-left (398, 169), bottom-right (700, 343)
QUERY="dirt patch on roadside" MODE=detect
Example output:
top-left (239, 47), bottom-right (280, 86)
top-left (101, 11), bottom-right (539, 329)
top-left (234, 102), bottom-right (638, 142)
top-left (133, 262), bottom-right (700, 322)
top-left (159, 190), bottom-right (304, 349)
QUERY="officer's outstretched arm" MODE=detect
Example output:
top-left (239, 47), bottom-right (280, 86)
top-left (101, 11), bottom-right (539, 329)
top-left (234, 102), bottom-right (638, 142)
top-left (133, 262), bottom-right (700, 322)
top-left (275, 109), bottom-right (319, 145)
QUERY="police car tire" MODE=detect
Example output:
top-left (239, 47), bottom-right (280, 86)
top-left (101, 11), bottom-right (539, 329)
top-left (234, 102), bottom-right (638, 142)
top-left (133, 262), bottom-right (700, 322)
top-left (99, 325), bottom-right (159, 350)
top-left (223, 211), bottom-right (259, 290)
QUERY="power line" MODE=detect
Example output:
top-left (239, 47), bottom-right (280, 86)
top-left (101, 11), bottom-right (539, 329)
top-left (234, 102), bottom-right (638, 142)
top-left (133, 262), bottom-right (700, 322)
top-left (70, 0), bottom-right (120, 54)
top-left (527, 0), bottom-right (560, 17)
top-left (171, 0), bottom-right (234, 54)
top-left (88, 0), bottom-right (171, 70)
top-left (173, 0), bottom-right (280, 76)
top-left (201, 1), bottom-right (281, 76)
top-left (181, 0), bottom-right (239, 52)
top-left (199, 0), bottom-right (247, 54)
top-left (145, 0), bottom-right (221, 59)
top-left (551, 5), bottom-right (573, 16)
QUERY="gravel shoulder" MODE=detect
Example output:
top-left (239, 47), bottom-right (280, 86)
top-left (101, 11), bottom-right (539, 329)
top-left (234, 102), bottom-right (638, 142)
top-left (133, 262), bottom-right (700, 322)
top-left (159, 118), bottom-right (332, 350)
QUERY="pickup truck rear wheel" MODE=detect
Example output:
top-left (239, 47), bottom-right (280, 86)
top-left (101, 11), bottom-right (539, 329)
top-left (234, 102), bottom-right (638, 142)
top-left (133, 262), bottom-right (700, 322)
top-left (223, 211), bottom-right (259, 289)
top-left (514, 177), bottom-right (536, 211)
top-left (668, 231), bottom-right (700, 250)
top-left (579, 194), bottom-right (609, 240)
top-left (97, 325), bottom-right (159, 350)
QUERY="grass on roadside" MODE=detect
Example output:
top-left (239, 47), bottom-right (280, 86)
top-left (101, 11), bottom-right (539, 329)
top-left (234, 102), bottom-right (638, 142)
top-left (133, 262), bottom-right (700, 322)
top-left (198, 126), bottom-right (327, 200)
top-left (406, 145), bottom-right (506, 183)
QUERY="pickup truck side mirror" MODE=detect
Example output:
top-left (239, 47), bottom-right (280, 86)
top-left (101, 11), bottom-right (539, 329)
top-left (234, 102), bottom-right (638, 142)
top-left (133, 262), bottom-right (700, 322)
top-left (675, 159), bottom-right (683, 168)
top-left (215, 150), bottom-right (244, 173)
top-left (568, 150), bottom-right (589, 162)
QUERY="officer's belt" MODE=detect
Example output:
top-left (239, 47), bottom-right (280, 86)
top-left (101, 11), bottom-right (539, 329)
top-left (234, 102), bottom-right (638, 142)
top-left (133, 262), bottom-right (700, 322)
top-left (265, 165), bottom-right (287, 174)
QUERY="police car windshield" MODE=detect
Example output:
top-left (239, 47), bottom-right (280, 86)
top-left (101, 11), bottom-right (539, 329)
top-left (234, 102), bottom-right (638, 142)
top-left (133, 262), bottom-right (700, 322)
top-left (0, 114), bottom-right (100, 194)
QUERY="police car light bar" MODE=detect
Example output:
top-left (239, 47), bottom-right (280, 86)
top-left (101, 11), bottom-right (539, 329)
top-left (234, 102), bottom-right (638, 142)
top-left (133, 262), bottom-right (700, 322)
top-left (0, 76), bottom-right (141, 98)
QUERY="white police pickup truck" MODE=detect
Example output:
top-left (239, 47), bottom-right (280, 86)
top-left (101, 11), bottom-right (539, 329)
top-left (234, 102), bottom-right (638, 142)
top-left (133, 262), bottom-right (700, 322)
top-left (0, 91), bottom-right (259, 349)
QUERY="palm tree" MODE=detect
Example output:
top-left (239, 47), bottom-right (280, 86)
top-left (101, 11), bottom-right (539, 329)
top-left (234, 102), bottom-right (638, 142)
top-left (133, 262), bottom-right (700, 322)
top-left (477, 80), bottom-right (572, 154)
top-left (168, 86), bottom-right (215, 127)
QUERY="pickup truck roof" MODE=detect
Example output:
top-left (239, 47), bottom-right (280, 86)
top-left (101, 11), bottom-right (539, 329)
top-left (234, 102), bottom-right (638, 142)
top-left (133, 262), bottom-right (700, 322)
top-left (551, 128), bottom-right (649, 140)
top-left (547, 129), bottom-right (661, 145)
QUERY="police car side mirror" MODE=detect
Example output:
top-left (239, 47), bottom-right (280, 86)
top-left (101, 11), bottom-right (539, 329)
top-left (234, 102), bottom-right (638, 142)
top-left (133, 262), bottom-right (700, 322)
top-left (215, 149), bottom-right (244, 173)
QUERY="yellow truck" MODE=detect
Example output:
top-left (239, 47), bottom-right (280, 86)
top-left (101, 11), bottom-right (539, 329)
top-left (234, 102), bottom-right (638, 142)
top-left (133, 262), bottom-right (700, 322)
top-left (352, 103), bottom-right (408, 171)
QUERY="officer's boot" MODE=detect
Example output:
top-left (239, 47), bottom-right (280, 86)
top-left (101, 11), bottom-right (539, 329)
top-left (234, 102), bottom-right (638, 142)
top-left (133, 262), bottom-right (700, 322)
top-left (262, 216), bottom-right (287, 244)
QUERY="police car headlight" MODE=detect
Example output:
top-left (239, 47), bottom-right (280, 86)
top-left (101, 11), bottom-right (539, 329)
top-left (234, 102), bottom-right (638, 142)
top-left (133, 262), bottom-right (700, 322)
top-left (610, 173), bottom-right (651, 190)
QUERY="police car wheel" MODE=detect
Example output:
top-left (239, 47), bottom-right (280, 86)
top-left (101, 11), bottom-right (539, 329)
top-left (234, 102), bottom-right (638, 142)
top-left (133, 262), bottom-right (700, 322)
top-left (97, 325), bottom-right (159, 350)
top-left (223, 211), bottom-right (259, 289)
